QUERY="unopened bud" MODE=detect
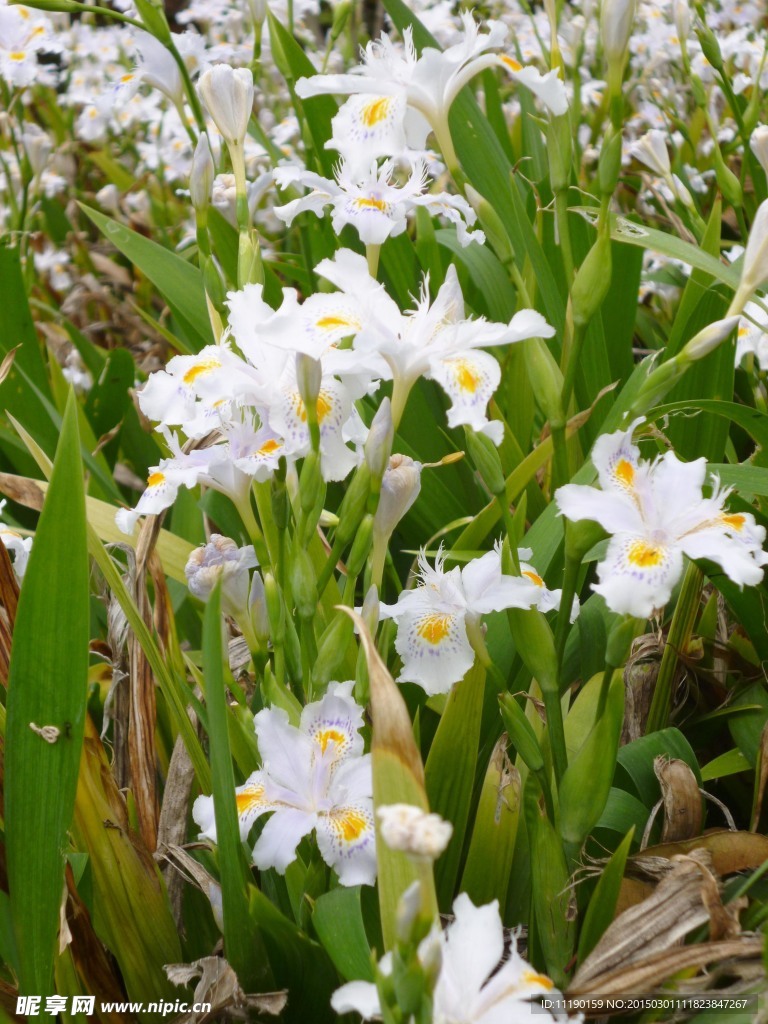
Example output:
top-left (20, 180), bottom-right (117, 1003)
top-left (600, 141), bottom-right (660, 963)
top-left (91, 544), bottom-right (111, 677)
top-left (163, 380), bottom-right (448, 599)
top-left (364, 397), bottom-right (394, 482)
top-left (185, 535), bottom-right (257, 617)
top-left (571, 231), bottom-right (613, 328)
top-left (630, 130), bottom-right (670, 178)
top-left (373, 455), bottom-right (422, 541)
top-left (695, 20), bottom-right (723, 71)
top-left (598, 127), bottom-right (624, 195)
top-left (738, 198), bottom-right (768, 301)
top-left (464, 185), bottom-right (514, 264)
top-left (546, 113), bottom-right (573, 194)
top-left (134, 0), bottom-right (172, 43)
top-left (190, 133), bottom-right (215, 212)
top-left (395, 881), bottom-right (423, 944)
top-left (601, 0), bottom-right (637, 71)
top-left (290, 546), bottom-right (318, 619)
top-left (750, 125), bottom-right (768, 179)
top-left (465, 428), bottom-right (505, 496)
top-left (198, 64), bottom-right (254, 149)
top-left (249, 572), bottom-right (270, 643)
top-left (346, 514), bottom-right (374, 577)
top-left (674, 0), bottom-right (691, 43)
top-left (523, 337), bottom-right (564, 424)
top-left (296, 353), bottom-right (322, 414)
top-left (246, 0), bottom-right (266, 28)
top-left (682, 315), bottom-right (739, 361)
top-left (263, 572), bottom-right (285, 643)
top-left (712, 145), bottom-right (743, 208)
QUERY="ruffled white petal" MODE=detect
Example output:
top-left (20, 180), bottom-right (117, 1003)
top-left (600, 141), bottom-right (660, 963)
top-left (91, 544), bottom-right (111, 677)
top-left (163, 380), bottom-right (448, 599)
top-left (251, 807), bottom-right (317, 874)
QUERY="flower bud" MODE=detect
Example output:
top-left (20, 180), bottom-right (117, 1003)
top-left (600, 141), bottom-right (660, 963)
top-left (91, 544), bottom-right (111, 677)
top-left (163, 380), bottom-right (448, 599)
top-left (377, 805), bottom-right (453, 861)
top-left (198, 65), bottom-right (254, 149)
top-left (21, 126), bottom-right (51, 179)
top-left (674, 0), bottom-right (691, 43)
top-left (630, 130), bottom-right (670, 178)
top-left (248, 571), bottom-right (270, 644)
top-left (336, 465), bottom-right (372, 548)
top-left (738, 198), bottom-right (768, 300)
top-left (523, 337), bottom-right (564, 424)
top-left (695, 20), bottom-right (723, 71)
top-left (750, 125), bottom-right (768, 178)
top-left (296, 353), bottom-right (322, 416)
top-left (373, 456), bottom-right (422, 541)
top-left (464, 185), bottom-right (514, 265)
top-left (598, 127), bottom-right (623, 195)
top-left (263, 571), bottom-right (285, 643)
top-left (290, 546), bottom-right (318, 620)
top-left (395, 881), bottom-right (423, 944)
top-left (190, 133), bottom-right (215, 213)
top-left (345, 514), bottom-right (374, 577)
top-left (571, 231), bottom-right (613, 328)
top-left (185, 535), bottom-right (257, 617)
top-left (681, 315), bottom-right (739, 361)
top-left (712, 144), bottom-right (743, 209)
top-left (133, 0), bottom-right (172, 44)
top-left (601, 0), bottom-right (637, 68)
top-left (464, 428), bottom-right (505, 496)
top-left (246, 0), bottom-right (267, 28)
top-left (364, 398), bottom-right (394, 482)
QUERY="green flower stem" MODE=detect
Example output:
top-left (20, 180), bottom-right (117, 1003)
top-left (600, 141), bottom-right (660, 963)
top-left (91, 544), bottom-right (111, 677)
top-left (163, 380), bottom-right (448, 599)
top-left (645, 562), bottom-right (703, 733)
top-left (554, 188), bottom-right (575, 286)
top-left (235, 494), bottom-right (270, 568)
top-left (554, 550), bottom-right (581, 675)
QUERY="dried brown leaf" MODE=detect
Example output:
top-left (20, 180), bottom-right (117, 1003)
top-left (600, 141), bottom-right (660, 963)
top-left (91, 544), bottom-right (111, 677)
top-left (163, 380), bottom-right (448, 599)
top-left (165, 956), bottom-right (287, 1022)
top-left (654, 755), bottom-right (703, 842)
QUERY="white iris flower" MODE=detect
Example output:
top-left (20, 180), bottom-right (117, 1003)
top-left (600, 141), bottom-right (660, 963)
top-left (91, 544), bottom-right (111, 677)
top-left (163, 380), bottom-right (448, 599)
top-left (556, 420), bottom-right (768, 618)
top-left (193, 682), bottom-right (376, 887)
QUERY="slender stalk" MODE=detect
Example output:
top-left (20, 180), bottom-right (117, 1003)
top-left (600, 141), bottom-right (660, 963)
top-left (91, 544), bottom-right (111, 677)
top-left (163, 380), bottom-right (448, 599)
top-left (646, 562), bottom-right (703, 733)
top-left (554, 189), bottom-right (574, 286)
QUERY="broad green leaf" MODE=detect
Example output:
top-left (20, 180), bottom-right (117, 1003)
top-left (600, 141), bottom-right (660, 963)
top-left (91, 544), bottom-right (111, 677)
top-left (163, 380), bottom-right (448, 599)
top-left (424, 662), bottom-right (486, 909)
top-left (525, 783), bottom-right (574, 987)
top-left (249, 887), bottom-right (335, 1024)
top-left (728, 683), bottom-right (768, 767)
top-left (559, 672), bottom-right (624, 850)
top-left (700, 748), bottom-right (751, 781)
top-left (0, 242), bottom-right (59, 462)
top-left (79, 204), bottom-right (213, 350)
top-left (202, 586), bottom-right (268, 992)
top-left (572, 207), bottom-right (741, 290)
top-left (6, 392), bottom-right (89, 995)
top-left (313, 887), bottom-right (374, 982)
top-left (460, 737), bottom-right (521, 910)
top-left (615, 728), bottom-right (700, 807)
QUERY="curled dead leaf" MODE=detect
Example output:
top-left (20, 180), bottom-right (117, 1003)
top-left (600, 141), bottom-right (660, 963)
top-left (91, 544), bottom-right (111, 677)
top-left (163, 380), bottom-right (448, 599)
top-left (165, 956), bottom-right (287, 1022)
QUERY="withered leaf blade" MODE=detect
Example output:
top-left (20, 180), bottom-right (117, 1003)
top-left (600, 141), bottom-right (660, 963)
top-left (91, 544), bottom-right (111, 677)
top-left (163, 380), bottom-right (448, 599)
top-left (654, 755), bottom-right (703, 842)
top-left (165, 956), bottom-right (287, 1022)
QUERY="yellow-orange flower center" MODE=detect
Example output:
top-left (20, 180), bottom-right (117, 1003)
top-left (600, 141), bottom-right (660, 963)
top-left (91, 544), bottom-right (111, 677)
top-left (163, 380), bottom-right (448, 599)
top-left (236, 787), bottom-right (266, 814)
top-left (183, 359), bottom-right (220, 385)
top-left (335, 810), bottom-right (368, 842)
top-left (147, 471), bottom-right (165, 488)
top-left (417, 614), bottom-right (452, 644)
top-left (354, 196), bottom-right (387, 212)
top-left (614, 458), bottom-right (635, 487)
top-left (316, 727), bottom-right (346, 753)
top-left (522, 570), bottom-right (544, 587)
top-left (627, 540), bottom-right (664, 568)
top-left (522, 971), bottom-right (554, 991)
top-left (360, 97), bottom-right (391, 126)
top-left (721, 513), bottom-right (745, 531)
top-left (454, 360), bottom-right (479, 393)
top-left (501, 55), bottom-right (523, 72)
